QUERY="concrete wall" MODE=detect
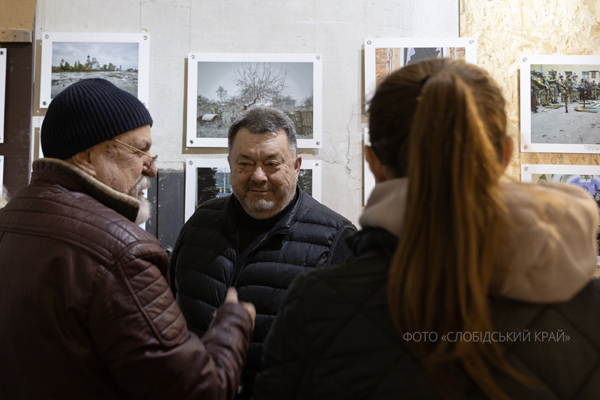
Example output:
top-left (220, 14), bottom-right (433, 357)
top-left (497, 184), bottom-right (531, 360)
top-left (34, 0), bottom-right (458, 226)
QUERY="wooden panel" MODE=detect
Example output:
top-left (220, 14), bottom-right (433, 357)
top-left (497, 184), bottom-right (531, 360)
top-left (0, 30), bottom-right (32, 43)
top-left (520, 152), bottom-right (600, 165)
top-left (460, 0), bottom-right (600, 179)
top-left (0, 0), bottom-right (37, 31)
top-left (0, 42), bottom-right (34, 195)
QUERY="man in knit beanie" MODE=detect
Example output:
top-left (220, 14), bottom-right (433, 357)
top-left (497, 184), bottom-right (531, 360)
top-left (42, 78), bottom-right (156, 224)
top-left (0, 78), bottom-right (255, 400)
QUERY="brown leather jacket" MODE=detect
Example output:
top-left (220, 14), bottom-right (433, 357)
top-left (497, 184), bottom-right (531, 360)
top-left (0, 159), bottom-right (253, 400)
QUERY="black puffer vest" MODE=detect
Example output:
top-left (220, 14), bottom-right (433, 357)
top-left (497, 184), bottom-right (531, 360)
top-left (170, 188), bottom-right (355, 383)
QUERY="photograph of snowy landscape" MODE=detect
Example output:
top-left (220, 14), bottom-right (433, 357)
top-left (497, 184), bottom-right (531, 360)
top-left (50, 41), bottom-right (139, 98)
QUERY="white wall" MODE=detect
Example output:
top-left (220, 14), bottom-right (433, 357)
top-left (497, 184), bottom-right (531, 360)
top-left (34, 0), bottom-right (458, 226)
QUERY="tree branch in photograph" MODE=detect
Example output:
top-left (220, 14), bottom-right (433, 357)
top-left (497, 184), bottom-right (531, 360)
top-left (231, 63), bottom-right (290, 109)
top-left (216, 86), bottom-right (229, 103)
top-left (301, 90), bottom-right (313, 110)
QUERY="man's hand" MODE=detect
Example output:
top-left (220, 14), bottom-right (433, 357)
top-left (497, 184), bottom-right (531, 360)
top-left (223, 287), bottom-right (256, 329)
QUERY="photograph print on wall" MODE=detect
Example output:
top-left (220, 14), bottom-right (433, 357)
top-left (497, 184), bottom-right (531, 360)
top-left (184, 158), bottom-right (321, 222)
top-left (187, 53), bottom-right (323, 148)
top-left (521, 163), bottom-right (600, 264)
top-left (520, 55), bottom-right (600, 153)
top-left (364, 38), bottom-right (477, 103)
top-left (40, 32), bottom-right (150, 108)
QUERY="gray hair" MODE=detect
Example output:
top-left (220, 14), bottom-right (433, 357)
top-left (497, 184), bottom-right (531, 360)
top-left (227, 106), bottom-right (297, 156)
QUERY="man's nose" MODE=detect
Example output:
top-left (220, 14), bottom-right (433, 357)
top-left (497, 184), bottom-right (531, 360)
top-left (251, 166), bottom-right (267, 182)
top-left (143, 161), bottom-right (157, 178)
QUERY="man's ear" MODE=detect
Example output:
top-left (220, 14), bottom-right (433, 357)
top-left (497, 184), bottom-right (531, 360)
top-left (295, 155), bottom-right (302, 176)
top-left (71, 149), bottom-right (97, 177)
top-left (365, 145), bottom-right (387, 183)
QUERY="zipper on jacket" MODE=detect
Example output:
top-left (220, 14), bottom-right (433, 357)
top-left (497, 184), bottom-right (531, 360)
top-left (225, 226), bottom-right (288, 298)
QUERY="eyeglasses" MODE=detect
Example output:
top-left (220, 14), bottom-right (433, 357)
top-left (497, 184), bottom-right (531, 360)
top-left (114, 139), bottom-right (158, 165)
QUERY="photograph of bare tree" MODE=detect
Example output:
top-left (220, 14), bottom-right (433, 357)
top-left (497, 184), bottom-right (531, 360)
top-left (40, 33), bottom-right (150, 108)
top-left (185, 158), bottom-right (321, 222)
top-left (187, 53), bottom-right (322, 148)
top-left (197, 62), bottom-right (312, 138)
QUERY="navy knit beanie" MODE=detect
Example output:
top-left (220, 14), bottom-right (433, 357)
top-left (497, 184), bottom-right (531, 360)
top-left (41, 79), bottom-right (153, 160)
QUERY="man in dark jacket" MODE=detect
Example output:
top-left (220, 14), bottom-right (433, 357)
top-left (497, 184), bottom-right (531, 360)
top-left (170, 106), bottom-right (356, 398)
top-left (0, 79), bottom-right (255, 400)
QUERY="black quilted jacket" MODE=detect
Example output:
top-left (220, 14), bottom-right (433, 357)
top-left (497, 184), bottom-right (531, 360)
top-left (170, 188), bottom-right (356, 396)
top-left (254, 227), bottom-right (600, 399)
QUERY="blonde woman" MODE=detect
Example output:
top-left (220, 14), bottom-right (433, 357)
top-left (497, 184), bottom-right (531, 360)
top-left (254, 58), bottom-right (600, 399)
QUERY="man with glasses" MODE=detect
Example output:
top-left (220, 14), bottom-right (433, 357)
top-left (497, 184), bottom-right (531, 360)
top-left (0, 78), bottom-right (255, 400)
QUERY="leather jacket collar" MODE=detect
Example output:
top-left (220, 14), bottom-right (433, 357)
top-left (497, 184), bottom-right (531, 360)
top-left (32, 158), bottom-right (141, 222)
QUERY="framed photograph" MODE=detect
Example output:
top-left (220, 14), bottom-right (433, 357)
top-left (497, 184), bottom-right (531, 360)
top-left (520, 55), bottom-right (600, 153)
top-left (0, 48), bottom-right (6, 143)
top-left (364, 38), bottom-right (477, 103)
top-left (521, 163), bottom-right (600, 264)
top-left (184, 157), bottom-right (322, 222)
top-left (186, 53), bottom-right (323, 148)
top-left (40, 32), bottom-right (150, 108)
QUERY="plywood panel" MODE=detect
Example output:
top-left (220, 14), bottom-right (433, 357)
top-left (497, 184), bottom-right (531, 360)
top-left (0, 0), bottom-right (37, 31)
top-left (460, 0), bottom-right (600, 179)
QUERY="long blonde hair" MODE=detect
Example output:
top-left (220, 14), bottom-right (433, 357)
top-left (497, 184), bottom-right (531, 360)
top-left (369, 59), bottom-right (523, 399)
